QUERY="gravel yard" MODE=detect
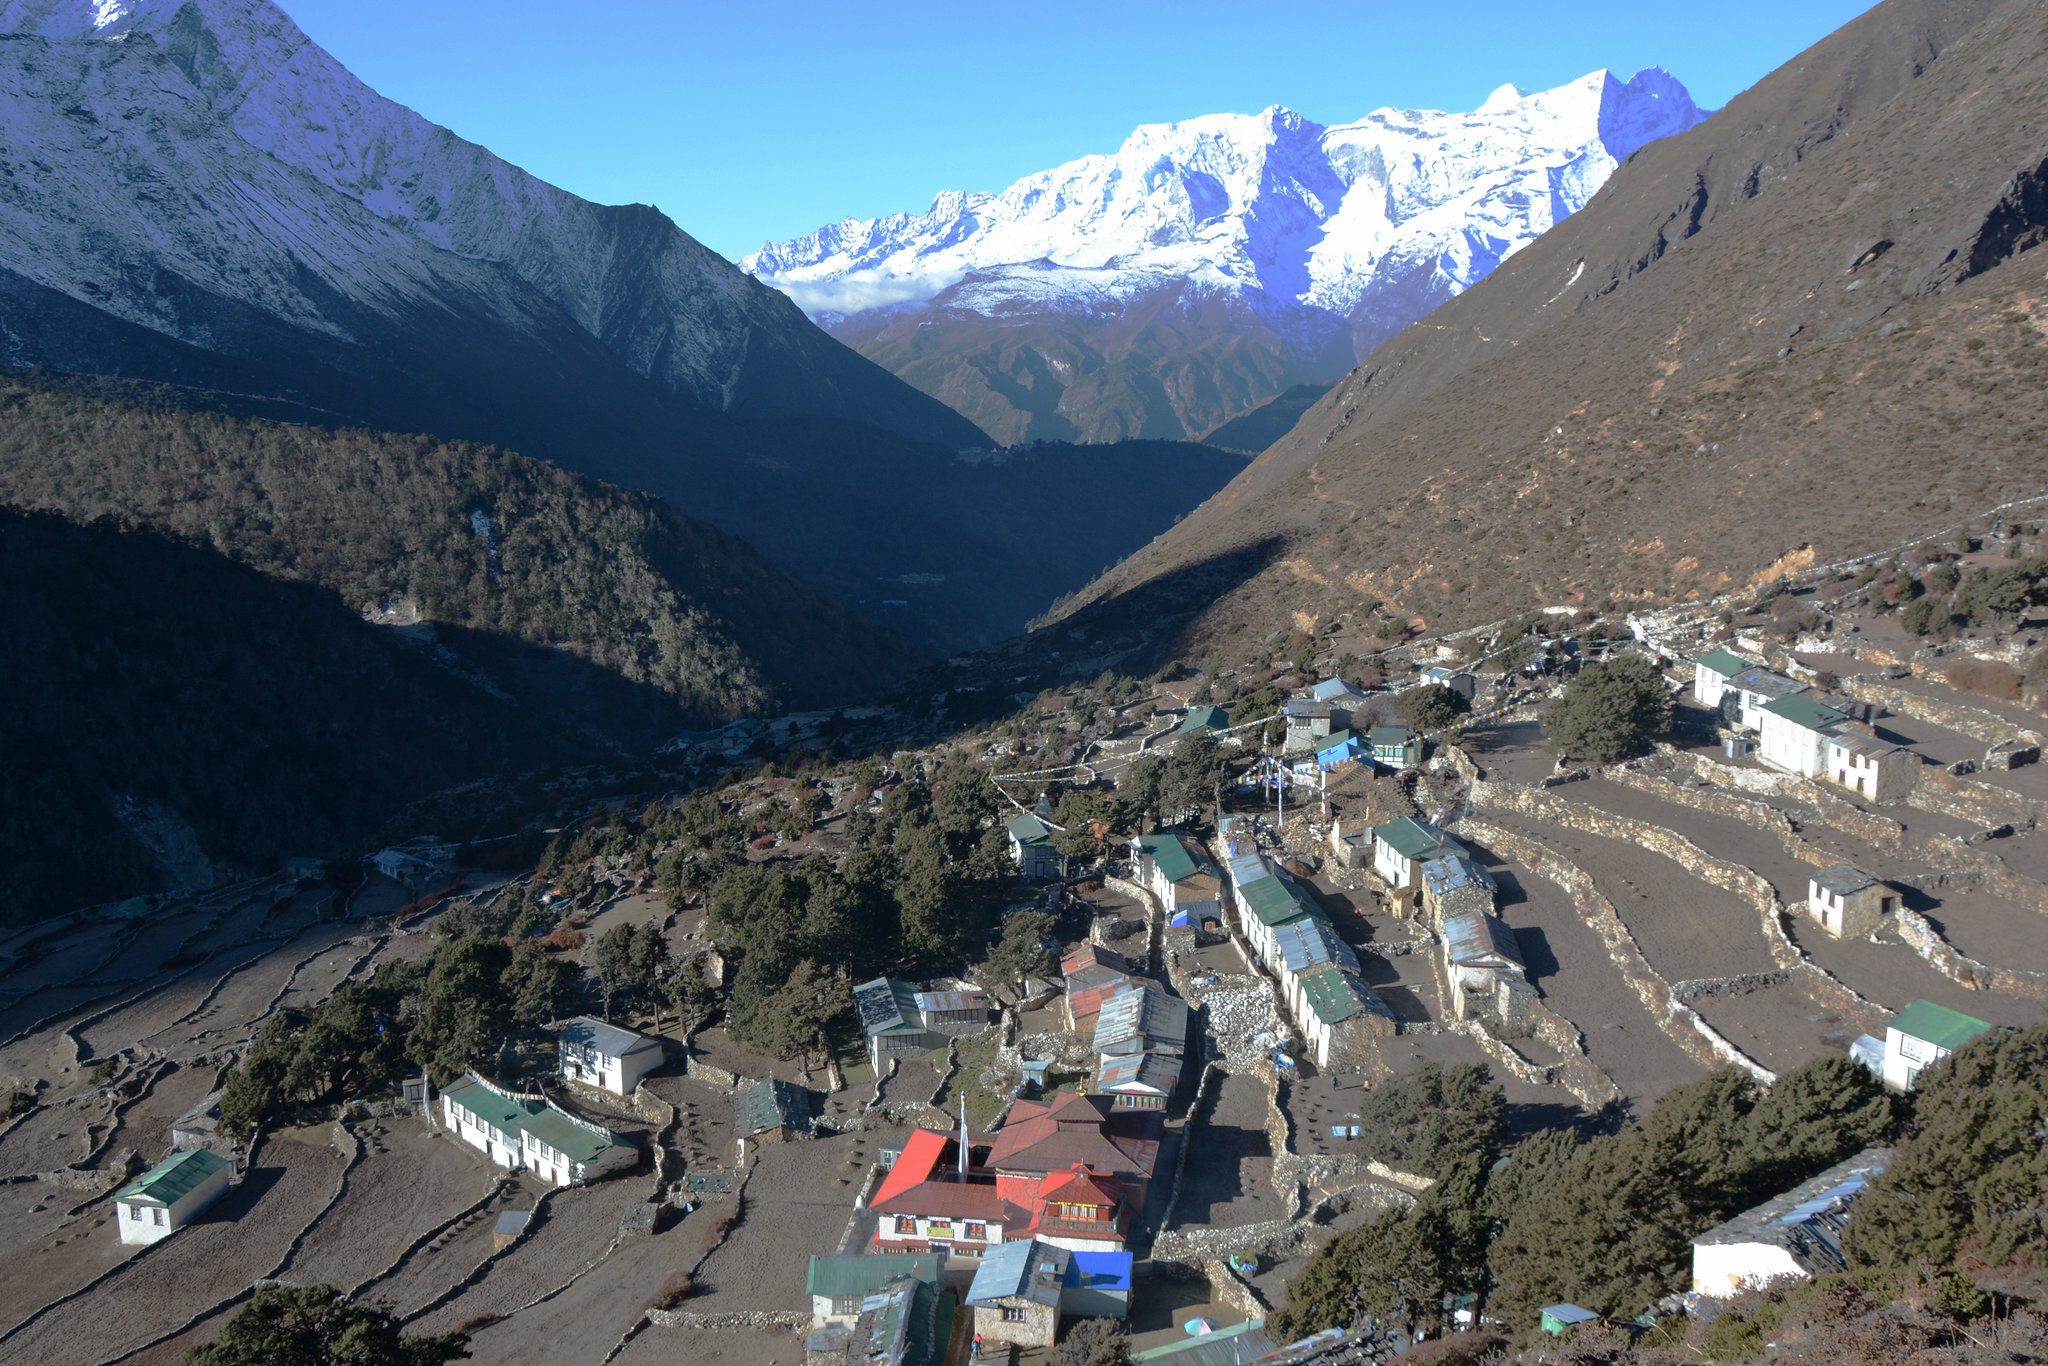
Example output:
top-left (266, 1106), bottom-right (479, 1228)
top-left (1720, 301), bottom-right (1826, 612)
top-left (1283, 1074), bottom-right (1371, 1156)
top-left (683, 1133), bottom-right (875, 1312)
top-left (1173, 1073), bottom-right (1283, 1230)
top-left (1460, 719), bottom-right (1559, 786)
top-left (283, 1119), bottom-right (501, 1292)
top-left (1473, 841), bottom-right (1708, 1109)
top-left (411, 1172), bottom-right (651, 1332)
top-left (1, 1129), bottom-right (348, 1366)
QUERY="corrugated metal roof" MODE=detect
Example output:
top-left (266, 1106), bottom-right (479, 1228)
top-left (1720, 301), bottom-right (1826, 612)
top-left (1422, 855), bottom-right (1497, 903)
top-left (1692, 1148), bottom-right (1894, 1277)
top-left (734, 1077), bottom-right (815, 1138)
top-left (1227, 851), bottom-right (1271, 886)
top-left (1810, 864), bottom-right (1877, 897)
top-left (915, 991), bottom-right (986, 1016)
top-left (1696, 648), bottom-right (1751, 677)
top-left (116, 1146), bottom-right (228, 1206)
top-left (1135, 834), bottom-right (1208, 884)
top-left (1297, 965), bottom-right (1384, 1026)
top-left (1178, 706), bottom-right (1228, 735)
top-left (1005, 813), bottom-right (1054, 847)
top-left (1067, 1250), bottom-right (1134, 1292)
top-left (1093, 984), bottom-right (1189, 1055)
top-left (806, 1252), bottom-right (943, 1298)
top-left (1763, 693), bottom-right (1850, 733)
top-left (1442, 912), bottom-right (1523, 968)
top-left (966, 1239), bottom-right (1070, 1307)
top-left (1237, 872), bottom-right (1322, 928)
top-left (1310, 679), bottom-right (1364, 703)
top-left (1732, 668), bottom-right (1806, 699)
top-left (1376, 817), bottom-right (1459, 862)
top-left (518, 1102), bottom-right (615, 1163)
top-left (854, 977), bottom-right (921, 1035)
top-left (1095, 1051), bottom-right (1183, 1095)
top-left (1886, 1000), bottom-right (1993, 1051)
top-left (556, 1015), bottom-right (660, 1060)
top-left (1369, 726), bottom-right (1414, 747)
top-left (1131, 1318), bottom-right (1276, 1364)
top-left (441, 1076), bottom-right (537, 1137)
top-left (1270, 919), bottom-right (1359, 975)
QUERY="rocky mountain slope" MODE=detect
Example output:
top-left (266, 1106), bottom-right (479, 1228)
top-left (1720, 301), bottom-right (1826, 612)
top-left (747, 70), bottom-right (1707, 444)
top-left (0, 0), bottom-right (983, 448)
top-left (1045, 0), bottom-right (2048, 653)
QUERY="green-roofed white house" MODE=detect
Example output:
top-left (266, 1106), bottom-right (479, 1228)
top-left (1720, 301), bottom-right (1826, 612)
top-left (1371, 817), bottom-right (1464, 901)
top-left (1294, 964), bottom-right (1396, 1069)
top-left (1881, 1000), bottom-right (1993, 1091)
top-left (116, 1147), bottom-right (233, 1244)
top-left (807, 1251), bottom-right (943, 1326)
top-left (1176, 705), bottom-right (1228, 738)
top-left (1005, 813), bottom-right (1063, 882)
top-left (1692, 648), bottom-right (1754, 709)
top-left (439, 1073), bottom-right (617, 1185)
top-left (1231, 857), bottom-right (1327, 967)
top-left (1369, 726), bottom-right (1423, 768)
top-left (1757, 695), bottom-right (1852, 778)
top-left (1128, 833), bottom-right (1222, 927)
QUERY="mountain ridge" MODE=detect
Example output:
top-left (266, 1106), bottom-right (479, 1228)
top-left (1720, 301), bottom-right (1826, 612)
top-left (746, 69), bottom-right (1709, 444)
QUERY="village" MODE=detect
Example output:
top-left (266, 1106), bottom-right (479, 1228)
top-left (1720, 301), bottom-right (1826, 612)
top-left (2, 528), bottom-right (2047, 1366)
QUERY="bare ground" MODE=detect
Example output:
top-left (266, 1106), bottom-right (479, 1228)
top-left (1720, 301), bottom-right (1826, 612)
top-left (456, 1230), bottom-right (691, 1366)
top-left (0, 1183), bottom-right (131, 1334)
top-left (282, 1118), bottom-right (501, 1292)
top-left (1174, 1073), bottom-right (1283, 1230)
top-left (1691, 978), bottom-right (1864, 1075)
top-left (1470, 839), bottom-right (1709, 1111)
top-left (684, 1133), bottom-right (875, 1312)
top-left (409, 1172), bottom-right (650, 1333)
top-left (0, 1130), bottom-right (348, 1366)
top-left (610, 1323), bottom-right (796, 1366)
top-left (1912, 886), bottom-right (2048, 975)
top-left (1784, 917), bottom-right (2041, 1026)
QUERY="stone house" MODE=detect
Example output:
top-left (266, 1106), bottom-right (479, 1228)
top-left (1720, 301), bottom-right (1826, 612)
top-left (1691, 1149), bottom-right (1892, 1298)
top-left (1806, 865), bottom-right (1895, 939)
top-left (734, 1077), bottom-right (816, 1144)
top-left (1880, 1000), bottom-right (1992, 1091)
top-left (1420, 854), bottom-right (1498, 926)
top-left (1283, 698), bottom-right (1345, 753)
top-left (556, 1015), bottom-right (664, 1097)
top-left (115, 1147), bottom-right (233, 1245)
top-left (1820, 730), bottom-right (1918, 802)
top-left (964, 1239), bottom-right (1068, 1349)
top-left (1442, 912), bottom-right (1534, 1034)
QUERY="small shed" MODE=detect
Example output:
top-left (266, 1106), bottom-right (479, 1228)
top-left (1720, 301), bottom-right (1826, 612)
top-left (1806, 865), bottom-right (1894, 939)
top-left (1420, 855), bottom-right (1498, 925)
top-left (115, 1147), bottom-right (233, 1245)
top-left (1443, 911), bottom-right (1534, 1033)
top-left (1006, 813), bottom-right (1064, 882)
top-left (493, 1209), bottom-right (530, 1249)
top-left (1882, 1000), bottom-right (1992, 1090)
top-left (1540, 1304), bottom-right (1599, 1336)
top-left (914, 989), bottom-right (990, 1036)
top-left (733, 1077), bottom-right (816, 1143)
top-left (1820, 731), bottom-right (1918, 803)
top-left (1421, 666), bottom-right (1478, 700)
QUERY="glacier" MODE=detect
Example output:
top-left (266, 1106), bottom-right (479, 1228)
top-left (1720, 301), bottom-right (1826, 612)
top-left (745, 69), bottom-right (1709, 443)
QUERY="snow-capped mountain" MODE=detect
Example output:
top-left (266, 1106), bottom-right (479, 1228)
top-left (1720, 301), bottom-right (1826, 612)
top-left (746, 69), bottom-right (1708, 444)
top-left (0, 0), bottom-right (984, 448)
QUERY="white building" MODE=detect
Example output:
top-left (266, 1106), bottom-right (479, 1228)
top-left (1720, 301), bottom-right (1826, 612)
top-left (1129, 833), bottom-right (1222, 927)
top-left (556, 1015), bottom-right (665, 1096)
top-left (1821, 731), bottom-right (1919, 803)
top-left (440, 1073), bottom-right (617, 1185)
top-left (1691, 1149), bottom-right (1892, 1298)
top-left (1880, 1000), bottom-right (1993, 1091)
top-left (1371, 817), bottom-right (1464, 898)
top-left (1806, 865), bottom-right (1895, 939)
top-left (1692, 648), bottom-right (1752, 710)
top-left (1726, 668), bottom-right (1809, 730)
top-left (1756, 695), bottom-right (1851, 777)
top-left (115, 1147), bottom-right (233, 1245)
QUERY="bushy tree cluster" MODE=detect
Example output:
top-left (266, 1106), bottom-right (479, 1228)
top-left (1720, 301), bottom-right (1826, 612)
top-left (1352, 1062), bottom-right (1507, 1179)
top-left (182, 1283), bottom-right (467, 1366)
top-left (1543, 656), bottom-right (1673, 762)
top-left (1396, 683), bottom-right (1473, 734)
top-left (1268, 1057), bottom-right (1898, 1342)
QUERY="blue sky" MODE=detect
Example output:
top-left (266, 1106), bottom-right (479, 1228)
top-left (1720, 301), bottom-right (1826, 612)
top-left (282, 0), bottom-right (1876, 262)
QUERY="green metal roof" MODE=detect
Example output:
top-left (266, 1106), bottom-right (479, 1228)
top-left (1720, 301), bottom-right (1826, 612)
top-left (1005, 813), bottom-right (1053, 847)
top-left (1375, 816), bottom-right (1455, 861)
top-left (734, 1078), bottom-right (813, 1137)
top-left (1177, 705), bottom-right (1228, 735)
top-left (441, 1076), bottom-right (537, 1137)
top-left (517, 1104), bottom-right (614, 1164)
top-left (1761, 693), bottom-right (1851, 733)
top-left (1239, 873), bottom-right (1324, 928)
top-left (1886, 999), bottom-right (1993, 1052)
top-left (1298, 964), bottom-right (1375, 1025)
top-left (1696, 648), bottom-right (1751, 677)
top-left (1369, 726), bottom-right (1413, 747)
top-left (117, 1146), bottom-right (229, 1206)
top-left (1315, 729), bottom-right (1357, 754)
top-left (1135, 833), bottom-right (1206, 883)
top-left (806, 1252), bottom-right (944, 1298)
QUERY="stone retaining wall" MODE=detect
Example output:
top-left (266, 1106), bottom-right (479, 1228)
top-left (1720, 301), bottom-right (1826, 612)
top-left (1460, 810), bottom-right (1782, 1082)
top-left (1670, 972), bottom-right (1790, 1003)
top-left (1841, 676), bottom-right (2043, 749)
top-left (644, 1309), bottom-right (808, 1330)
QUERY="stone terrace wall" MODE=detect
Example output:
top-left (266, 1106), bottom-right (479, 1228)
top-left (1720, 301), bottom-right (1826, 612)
top-left (1841, 676), bottom-right (2043, 749)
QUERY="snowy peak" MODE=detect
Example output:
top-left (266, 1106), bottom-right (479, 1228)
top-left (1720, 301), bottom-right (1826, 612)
top-left (743, 67), bottom-right (1710, 443)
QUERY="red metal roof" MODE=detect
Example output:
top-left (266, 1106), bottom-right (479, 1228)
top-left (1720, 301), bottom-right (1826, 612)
top-left (870, 1128), bottom-right (948, 1208)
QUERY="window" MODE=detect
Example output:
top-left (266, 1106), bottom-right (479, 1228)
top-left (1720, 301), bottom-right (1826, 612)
top-left (153, 1207), bottom-right (166, 1226)
top-left (964, 1222), bottom-right (986, 1241)
top-left (1002, 1306), bottom-right (1027, 1323)
top-left (895, 1216), bottom-right (916, 1235)
top-left (925, 1220), bottom-right (953, 1239)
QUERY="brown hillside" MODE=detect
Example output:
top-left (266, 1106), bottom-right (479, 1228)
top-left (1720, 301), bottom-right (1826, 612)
top-left (1051, 0), bottom-right (2048, 646)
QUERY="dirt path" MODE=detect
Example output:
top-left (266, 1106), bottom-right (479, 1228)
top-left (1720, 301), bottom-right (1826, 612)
top-left (1173, 1073), bottom-right (1283, 1230)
